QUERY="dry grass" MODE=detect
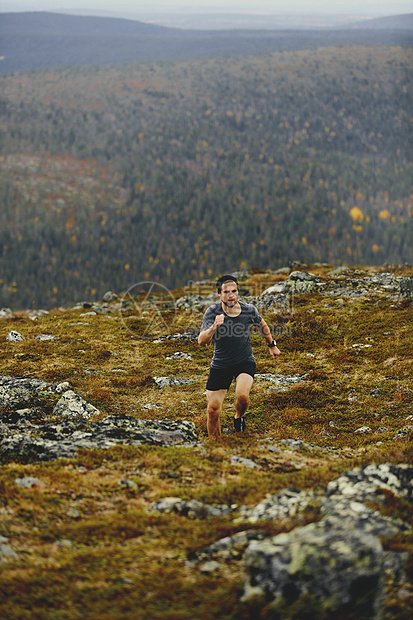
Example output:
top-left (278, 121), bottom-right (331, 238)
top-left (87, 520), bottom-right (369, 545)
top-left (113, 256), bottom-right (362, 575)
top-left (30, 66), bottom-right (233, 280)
top-left (0, 264), bottom-right (412, 619)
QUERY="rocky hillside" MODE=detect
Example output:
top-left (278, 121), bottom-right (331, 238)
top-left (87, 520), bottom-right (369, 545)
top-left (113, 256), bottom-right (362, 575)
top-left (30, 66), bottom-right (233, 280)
top-left (0, 264), bottom-right (412, 619)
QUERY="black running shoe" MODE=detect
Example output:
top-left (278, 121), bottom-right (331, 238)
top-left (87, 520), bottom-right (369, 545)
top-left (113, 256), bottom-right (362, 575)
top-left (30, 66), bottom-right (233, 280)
top-left (234, 417), bottom-right (246, 432)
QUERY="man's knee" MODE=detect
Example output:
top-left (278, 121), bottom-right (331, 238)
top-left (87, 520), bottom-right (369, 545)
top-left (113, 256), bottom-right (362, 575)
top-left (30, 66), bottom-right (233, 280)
top-left (207, 401), bottom-right (220, 420)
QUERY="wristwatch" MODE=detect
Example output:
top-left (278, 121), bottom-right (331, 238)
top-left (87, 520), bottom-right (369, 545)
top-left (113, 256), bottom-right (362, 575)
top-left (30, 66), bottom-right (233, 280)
top-left (267, 340), bottom-right (277, 347)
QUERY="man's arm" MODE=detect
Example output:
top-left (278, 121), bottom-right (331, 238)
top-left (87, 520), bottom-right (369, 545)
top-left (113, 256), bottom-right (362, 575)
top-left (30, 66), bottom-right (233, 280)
top-left (198, 313), bottom-right (225, 346)
top-left (259, 319), bottom-right (281, 359)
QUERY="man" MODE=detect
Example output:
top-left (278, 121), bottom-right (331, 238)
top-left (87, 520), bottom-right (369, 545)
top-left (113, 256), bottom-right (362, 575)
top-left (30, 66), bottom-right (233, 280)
top-left (198, 274), bottom-right (280, 439)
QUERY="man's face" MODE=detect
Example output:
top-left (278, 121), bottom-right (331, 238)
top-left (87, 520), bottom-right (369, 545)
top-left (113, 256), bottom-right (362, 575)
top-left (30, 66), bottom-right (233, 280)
top-left (220, 281), bottom-right (239, 306)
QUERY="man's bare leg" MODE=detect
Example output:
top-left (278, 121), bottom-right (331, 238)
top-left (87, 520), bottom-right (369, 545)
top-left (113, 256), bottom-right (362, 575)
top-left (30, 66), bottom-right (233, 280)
top-left (206, 389), bottom-right (227, 440)
top-left (234, 373), bottom-right (254, 420)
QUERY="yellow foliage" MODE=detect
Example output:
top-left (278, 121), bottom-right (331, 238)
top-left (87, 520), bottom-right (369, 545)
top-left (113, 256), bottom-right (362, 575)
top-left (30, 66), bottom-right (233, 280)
top-left (349, 206), bottom-right (364, 223)
top-left (379, 209), bottom-right (390, 220)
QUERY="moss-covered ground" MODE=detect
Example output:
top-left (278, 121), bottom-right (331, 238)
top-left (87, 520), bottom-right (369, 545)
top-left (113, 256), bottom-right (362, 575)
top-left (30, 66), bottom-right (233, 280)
top-left (0, 265), bottom-right (412, 619)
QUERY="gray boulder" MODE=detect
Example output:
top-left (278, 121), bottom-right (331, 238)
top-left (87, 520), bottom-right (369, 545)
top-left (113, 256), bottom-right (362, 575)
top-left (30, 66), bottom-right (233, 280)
top-left (191, 463), bottom-right (411, 619)
top-left (325, 463), bottom-right (413, 503)
top-left (284, 271), bottom-right (321, 294)
top-left (242, 520), bottom-right (386, 619)
top-left (0, 375), bottom-right (70, 409)
top-left (52, 390), bottom-right (100, 419)
top-left (175, 295), bottom-right (214, 311)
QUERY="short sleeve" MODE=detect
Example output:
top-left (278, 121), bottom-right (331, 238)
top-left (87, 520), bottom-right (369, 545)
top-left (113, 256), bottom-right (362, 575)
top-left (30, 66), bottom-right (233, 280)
top-left (201, 305), bottom-right (217, 332)
top-left (250, 304), bottom-right (262, 325)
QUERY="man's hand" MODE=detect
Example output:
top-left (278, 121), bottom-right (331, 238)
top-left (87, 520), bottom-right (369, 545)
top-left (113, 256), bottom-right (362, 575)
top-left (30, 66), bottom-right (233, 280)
top-left (269, 345), bottom-right (281, 359)
top-left (214, 313), bottom-right (225, 328)
top-left (198, 313), bottom-right (225, 345)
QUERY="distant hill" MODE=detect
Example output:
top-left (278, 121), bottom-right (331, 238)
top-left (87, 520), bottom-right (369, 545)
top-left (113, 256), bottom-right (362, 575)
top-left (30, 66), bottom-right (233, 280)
top-left (0, 11), bottom-right (171, 35)
top-left (0, 12), bottom-right (412, 74)
top-left (347, 13), bottom-right (413, 30)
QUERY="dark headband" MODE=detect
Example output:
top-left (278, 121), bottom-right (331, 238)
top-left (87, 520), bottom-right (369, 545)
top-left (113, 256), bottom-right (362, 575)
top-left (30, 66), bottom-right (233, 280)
top-left (216, 274), bottom-right (238, 291)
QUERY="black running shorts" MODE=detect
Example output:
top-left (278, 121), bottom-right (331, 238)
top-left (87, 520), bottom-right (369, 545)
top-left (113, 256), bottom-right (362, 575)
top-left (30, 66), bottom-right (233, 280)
top-left (206, 361), bottom-right (256, 391)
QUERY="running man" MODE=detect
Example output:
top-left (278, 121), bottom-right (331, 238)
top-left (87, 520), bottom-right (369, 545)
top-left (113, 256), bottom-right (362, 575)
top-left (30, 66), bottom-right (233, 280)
top-left (198, 274), bottom-right (280, 439)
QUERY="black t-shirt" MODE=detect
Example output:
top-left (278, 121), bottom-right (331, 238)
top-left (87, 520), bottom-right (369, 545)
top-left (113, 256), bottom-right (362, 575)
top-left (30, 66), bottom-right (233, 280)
top-left (200, 301), bottom-right (262, 368)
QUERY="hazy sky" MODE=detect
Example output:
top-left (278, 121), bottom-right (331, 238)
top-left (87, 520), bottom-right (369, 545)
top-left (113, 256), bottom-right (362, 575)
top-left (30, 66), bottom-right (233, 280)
top-left (1, 0), bottom-right (411, 16)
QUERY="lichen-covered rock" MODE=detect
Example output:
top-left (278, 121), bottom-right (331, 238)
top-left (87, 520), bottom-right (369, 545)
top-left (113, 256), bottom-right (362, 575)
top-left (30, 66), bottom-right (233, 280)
top-left (191, 462), bottom-right (412, 619)
top-left (102, 290), bottom-right (118, 302)
top-left (230, 455), bottom-right (258, 469)
top-left (153, 376), bottom-right (197, 388)
top-left (283, 271), bottom-right (321, 294)
top-left (320, 498), bottom-right (410, 538)
top-left (35, 334), bottom-right (57, 341)
top-left (175, 295), bottom-right (215, 311)
top-left (6, 331), bottom-right (24, 342)
top-left (255, 373), bottom-right (308, 391)
top-left (242, 520), bottom-right (385, 619)
top-left (399, 275), bottom-right (413, 298)
top-left (165, 352), bottom-right (193, 360)
top-left (192, 530), bottom-right (270, 563)
top-left (52, 390), bottom-right (100, 419)
top-left (0, 375), bottom-right (66, 409)
top-left (325, 463), bottom-right (413, 503)
top-left (149, 497), bottom-right (234, 519)
top-left (238, 488), bottom-right (316, 523)
top-left (0, 414), bottom-right (198, 462)
top-left (261, 283), bottom-right (286, 296)
top-left (14, 476), bottom-right (44, 489)
top-left (363, 273), bottom-right (405, 292)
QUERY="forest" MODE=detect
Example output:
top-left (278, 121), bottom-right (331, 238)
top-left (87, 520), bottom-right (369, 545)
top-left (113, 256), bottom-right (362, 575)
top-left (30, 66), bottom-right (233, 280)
top-left (0, 44), bottom-right (412, 309)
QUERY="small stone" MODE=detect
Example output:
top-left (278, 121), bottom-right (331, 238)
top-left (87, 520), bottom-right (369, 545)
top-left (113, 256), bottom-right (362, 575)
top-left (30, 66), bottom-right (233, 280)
top-left (6, 331), bottom-right (24, 342)
top-left (153, 376), bottom-right (196, 388)
top-left (102, 291), bottom-right (118, 302)
top-left (14, 476), bottom-right (44, 489)
top-left (0, 543), bottom-right (18, 559)
top-left (230, 456), bottom-right (258, 469)
top-left (55, 382), bottom-right (71, 393)
top-left (119, 479), bottom-right (138, 491)
top-left (166, 352), bottom-right (193, 360)
top-left (66, 508), bottom-right (81, 519)
top-left (199, 561), bottom-right (220, 574)
top-left (55, 539), bottom-right (74, 550)
top-left (0, 308), bottom-right (13, 319)
top-left (35, 334), bottom-right (57, 341)
top-left (167, 471), bottom-right (180, 479)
